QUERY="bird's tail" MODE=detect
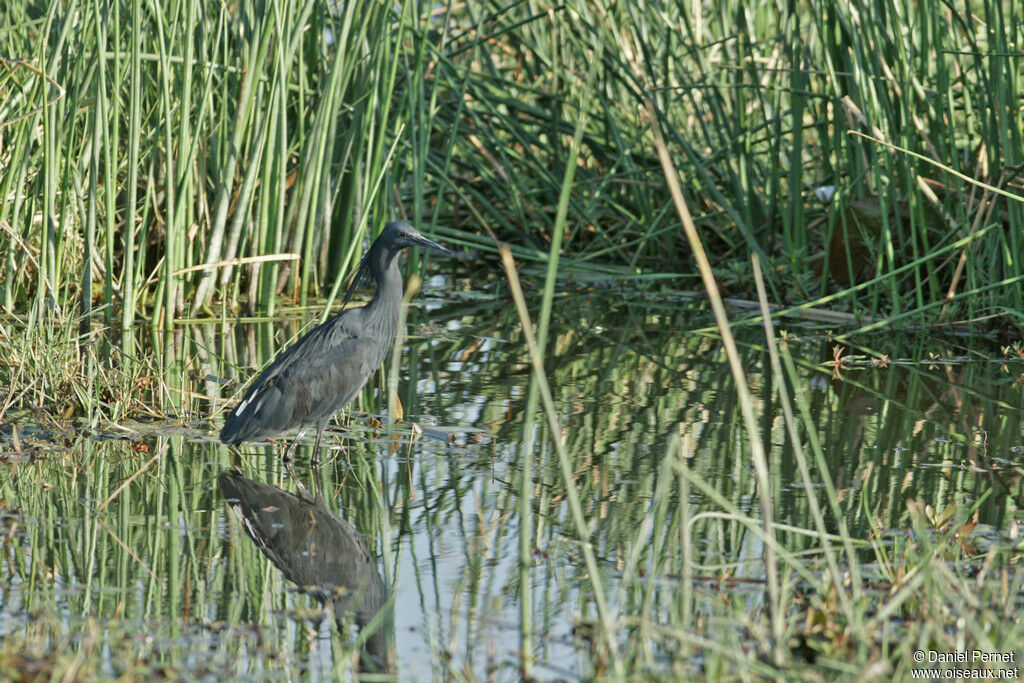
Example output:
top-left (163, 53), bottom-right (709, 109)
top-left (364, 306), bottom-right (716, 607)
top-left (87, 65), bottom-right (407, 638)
top-left (219, 405), bottom-right (258, 445)
top-left (220, 380), bottom-right (290, 445)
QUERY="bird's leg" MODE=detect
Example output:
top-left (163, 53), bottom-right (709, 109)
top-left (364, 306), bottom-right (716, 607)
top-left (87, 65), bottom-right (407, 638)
top-left (282, 429), bottom-right (311, 500)
top-left (311, 422), bottom-right (326, 503)
top-left (311, 423), bottom-right (326, 468)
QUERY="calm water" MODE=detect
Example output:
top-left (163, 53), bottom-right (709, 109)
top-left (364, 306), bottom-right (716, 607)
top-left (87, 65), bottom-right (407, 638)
top-left (2, 274), bottom-right (1024, 679)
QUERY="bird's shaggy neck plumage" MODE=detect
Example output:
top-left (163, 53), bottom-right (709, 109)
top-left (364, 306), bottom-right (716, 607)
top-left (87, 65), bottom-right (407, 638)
top-left (365, 244), bottom-right (403, 298)
top-left (343, 233), bottom-right (405, 308)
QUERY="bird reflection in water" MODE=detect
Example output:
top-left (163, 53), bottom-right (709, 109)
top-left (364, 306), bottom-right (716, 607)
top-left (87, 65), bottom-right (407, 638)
top-left (218, 470), bottom-right (393, 672)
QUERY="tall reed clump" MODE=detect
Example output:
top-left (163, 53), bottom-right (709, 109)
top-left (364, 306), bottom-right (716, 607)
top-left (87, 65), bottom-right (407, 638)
top-left (4, 0), bottom-right (1023, 328)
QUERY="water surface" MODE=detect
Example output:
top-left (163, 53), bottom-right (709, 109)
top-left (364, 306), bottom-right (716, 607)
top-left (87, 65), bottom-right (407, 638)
top-left (2, 278), bottom-right (1023, 679)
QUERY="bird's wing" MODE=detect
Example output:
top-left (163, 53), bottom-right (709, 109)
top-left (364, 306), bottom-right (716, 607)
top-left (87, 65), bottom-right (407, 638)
top-left (242, 308), bottom-right (365, 389)
top-left (221, 310), bottom-right (384, 442)
top-left (274, 334), bottom-right (382, 426)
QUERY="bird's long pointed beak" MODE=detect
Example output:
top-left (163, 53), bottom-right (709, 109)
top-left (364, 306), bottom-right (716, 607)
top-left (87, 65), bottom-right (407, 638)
top-left (411, 233), bottom-right (452, 256)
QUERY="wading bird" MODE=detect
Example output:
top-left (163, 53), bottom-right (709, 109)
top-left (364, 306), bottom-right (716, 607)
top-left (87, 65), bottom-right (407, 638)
top-left (219, 221), bottom-right (450, 487)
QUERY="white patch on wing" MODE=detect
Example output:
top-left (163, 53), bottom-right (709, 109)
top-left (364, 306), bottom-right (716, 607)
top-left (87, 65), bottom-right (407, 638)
top-left (235, 393), bottom-right (257, 416)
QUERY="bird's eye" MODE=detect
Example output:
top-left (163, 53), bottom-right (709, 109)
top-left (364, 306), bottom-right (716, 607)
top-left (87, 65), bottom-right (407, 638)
top-left (399, 231), bottom-right (407, 238)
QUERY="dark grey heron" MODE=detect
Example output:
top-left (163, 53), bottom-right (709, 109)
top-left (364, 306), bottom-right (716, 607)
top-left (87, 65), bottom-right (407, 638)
top-left (219, 220), bottom-right (450, 486)
top-left (218, 470), bottom-right (392, 671)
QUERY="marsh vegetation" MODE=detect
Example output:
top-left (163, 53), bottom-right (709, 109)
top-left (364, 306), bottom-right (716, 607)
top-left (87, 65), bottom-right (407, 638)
top-left (2, 0), bottom-right (1024, 679)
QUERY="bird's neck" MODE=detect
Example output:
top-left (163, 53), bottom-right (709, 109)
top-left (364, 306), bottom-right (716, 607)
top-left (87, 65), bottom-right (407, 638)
top-left (368, 248), bottom-right (403, 302)
top-left (367, 248), bottom-right (404, 338)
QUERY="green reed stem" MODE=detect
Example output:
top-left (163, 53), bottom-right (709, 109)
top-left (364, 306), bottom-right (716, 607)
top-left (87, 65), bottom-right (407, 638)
top-left (501, 245), bottom-right (623, 676)
top-left (752, 253), bottom-right (860, 611)
top-left (645, 100), bottom-right (784, 664)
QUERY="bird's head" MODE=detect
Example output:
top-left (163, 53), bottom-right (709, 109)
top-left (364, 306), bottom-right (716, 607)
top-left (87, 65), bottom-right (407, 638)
top-left (342, 221), bottom-right (451, 305)
top-left (380, 220), bottom-right (451, 256)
